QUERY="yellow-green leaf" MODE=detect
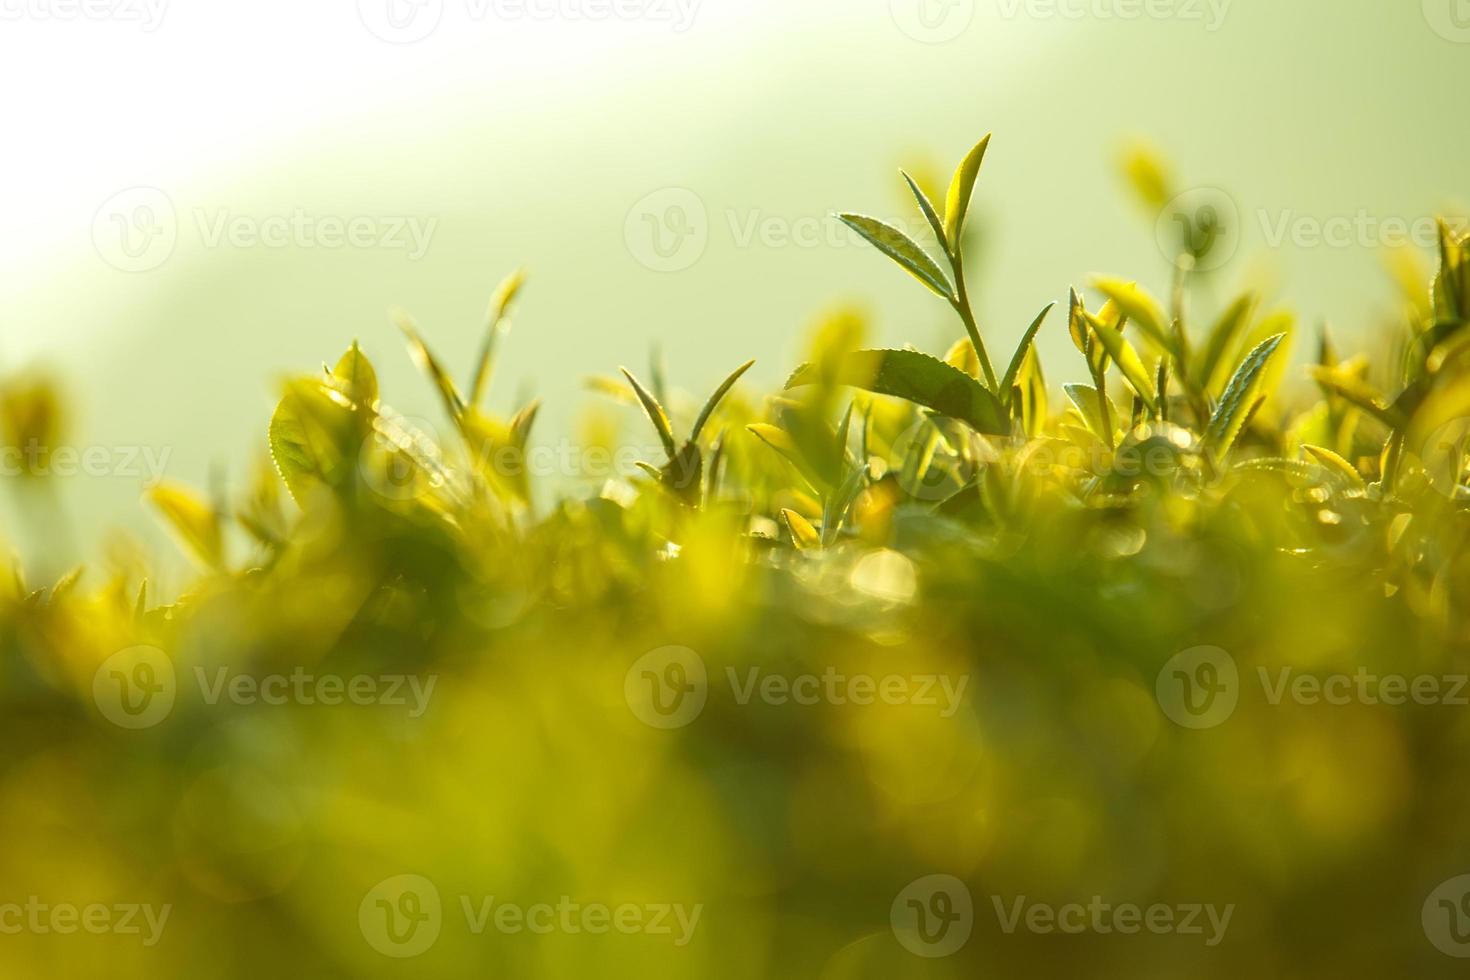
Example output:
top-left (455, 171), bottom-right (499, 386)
top-left (944, 134), bottom-right (992, 248)
top-left (147, 482), bottom-right (223, 569)
top-left (838, 213), bottom-right (954, 300)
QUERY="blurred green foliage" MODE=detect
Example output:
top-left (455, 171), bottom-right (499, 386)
top-left (3, 136), bottom-right (1470, 977)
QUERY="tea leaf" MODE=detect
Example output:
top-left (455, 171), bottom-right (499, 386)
top-left (902, 170), bottom-right (948, 255)
top-left (785, 349), bottom-right (1008, 435)
top-left (1000, 302), bottom-right (1056, 400)
top-left (620, 367), bottom-right (678, 460)
top-left (1307, 366), bottom-right (1402, 429)
top-left (944, 134), bottom-right (991, 247)
top-left (468, 268), bottom-right (527, 408)
top-left (1086, 310), bottom-right (1157, 409)
top-left (1303, 444), bottom-right (1366, 491)
top-left (394, 310), bottom-right (466, 424)
top-left (332, 341), bottom-right (379, 410)
top-left (1206, 333), bottom-right (1285, 454)
top-left (690, 359), bottom-right (756, 443)
top-left (1093, 278), bottom-right (1176, 356)
top-left (1065, 383), bottom-right (1112, 442)
top-left (782, 508), bottom-right (821, 550)
top-left (1196, 293), bottom-right (1256, 392)
top-left (661, 441), bottom-right (703, 506)
top-left (837, 214), bottom-right (954, 300)
top-left (147, 482), bottom-right (223, 569)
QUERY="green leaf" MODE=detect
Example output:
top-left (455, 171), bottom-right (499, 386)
top-left (690, 359), bottom-right (755, 443)
top-left (1196, 293), bottom-right (1256, 392)
top-left (660, 441), bottom-right (704, 506)
top-left (1093, 278), bottom-right (1176, 356)
top-left (1206, 334), bottom-right (1286, 454)
top-left (999, 302), bottom-right (1056, 400)
top-left (901, 170), bottom-right (948, 255)
top-left (1406, 374), bottom-right (1470, 467)
top-left (944, 134), bottom-right (991, 248)
top-left (746, 423), bottom-right (821, 490)
top-left (781, 508), bottom-right (821, 550)
top-left (332, 341), bottom-right (379, 410)
top-left (1085, 311), bottom-right (1157, 409)
top-left (620, 367), bottom-right (677, 460)
top-left (269, 377), bottom-right (357, 504)
top-left (468, 268), bottom-right (527, 409)
top-left (1302, 444), bottom-right (1366, 492)
top-left (394, 310), bottom-right (466, 425)
top-left (785, 349), bottom-right (1008, 435)
top-left (838, 214), bottom-right (955, 300)
top-left (1307, 366), bottom-right (1402, 429)
top-left (509, 399), bottom-right (540, 450)
top-left (1065, 384), bottom-right (1112, 442)
top-left (146, 482), bottom-right (223, 569)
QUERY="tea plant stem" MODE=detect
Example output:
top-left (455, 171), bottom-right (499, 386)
top-left (949, 258), bottom-right (999, 392)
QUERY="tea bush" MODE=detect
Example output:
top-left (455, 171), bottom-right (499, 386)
top-left (3, 135), bottom-right (1470, 977)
